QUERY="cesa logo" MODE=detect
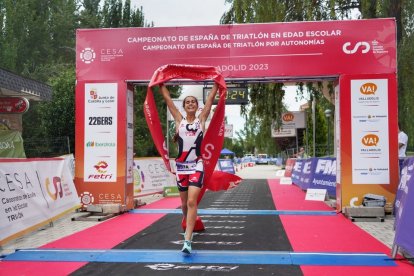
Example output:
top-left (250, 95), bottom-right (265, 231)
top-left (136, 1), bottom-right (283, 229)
top-left (342, 41), bottom-right (370, 54)
top-left (282, 113), bottom-right (294, 122)
top-left (360, 82), bottom-right (377, 95)
top-left (100, 48), bottom-right (124, 55)
top-left (362, 134), bottom-right (379, 146)
top-left (80, 191), bottom-right (95, 206)
top-left (80, 47), bottom-right (96, 64)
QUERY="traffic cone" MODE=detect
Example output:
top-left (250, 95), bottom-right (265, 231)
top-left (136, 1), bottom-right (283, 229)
top-left (181, 216), bottom-right (205, 232)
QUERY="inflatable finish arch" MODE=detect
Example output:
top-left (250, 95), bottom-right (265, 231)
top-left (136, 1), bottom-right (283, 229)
top-left (75, 18), bottom-right (398, 211)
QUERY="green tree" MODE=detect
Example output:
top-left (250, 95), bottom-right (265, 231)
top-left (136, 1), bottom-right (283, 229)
top-left (0, 0), bottom-right (32, 72)
top-left (133, 85), bottom-right (180, 157)
top-left (22, 68), bottom-right (76, 157)
top-left (122, 0), bottom-right (132, 26)
top-left (79, 0), bottom-right (102, 28)
top-left (39, 68), bottom-right (76, 152)
top-left (102, 0), bottom-right (123, 28)
top-left (1, 0), bottom-right (149, 157)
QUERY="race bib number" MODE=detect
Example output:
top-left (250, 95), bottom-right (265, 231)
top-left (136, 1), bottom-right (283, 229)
top-left (176, 161), bottom-right (197, 174)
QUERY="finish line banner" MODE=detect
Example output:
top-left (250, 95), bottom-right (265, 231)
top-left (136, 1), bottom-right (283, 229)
top-left (0, 158), bottom-right (80, 245)
top-left (76, 19), bottom-right (396, 81)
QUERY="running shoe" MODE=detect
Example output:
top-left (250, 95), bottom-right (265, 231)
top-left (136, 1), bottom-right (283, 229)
top-left (181, 240), bottom-right (192, 254)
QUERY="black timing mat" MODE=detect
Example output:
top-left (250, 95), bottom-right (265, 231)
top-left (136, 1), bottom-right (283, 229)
top-left (70, 180), bottom-right (303, 275)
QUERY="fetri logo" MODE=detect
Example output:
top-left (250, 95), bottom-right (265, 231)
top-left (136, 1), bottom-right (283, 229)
top-left (80, 47), bottom-right (96, 64)
top-left (360, 83), bottom-right (377, 95)
top-left (362, 134), bottom-right (379, 146)
top-left (94, 161), bottom-right (108, 173)
top-left (283, 113), bottom-right (294, 122)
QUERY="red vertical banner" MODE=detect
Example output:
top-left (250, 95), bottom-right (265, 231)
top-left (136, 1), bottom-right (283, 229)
top-left (338, 74), bottom-right (398, 210)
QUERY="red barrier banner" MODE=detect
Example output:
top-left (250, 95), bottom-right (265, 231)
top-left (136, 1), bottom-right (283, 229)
top-left (284, 158), bottom-right (296, 177)
top-left (76, 19), bottom-right (396, 81)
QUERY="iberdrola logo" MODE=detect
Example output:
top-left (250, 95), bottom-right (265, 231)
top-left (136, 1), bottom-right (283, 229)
top-left (86, 141), bottom-right (95, 147)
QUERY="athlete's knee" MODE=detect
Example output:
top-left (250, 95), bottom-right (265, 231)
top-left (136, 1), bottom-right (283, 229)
top-left (187, 198), bottom-right (198, 209)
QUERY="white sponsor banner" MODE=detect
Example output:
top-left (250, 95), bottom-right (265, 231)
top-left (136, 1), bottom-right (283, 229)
top-left (60, 154), bottom-right (75, 179)
top-left (351, 79), bottom-right (389, 184)
top-left (271, 126), bottom-right (296, 137)
top-left (133, 158), bottom-right (175, 196)
top-left (84, 83), bottom-right (118, 182)
top-left (305, 188), bottom-right (328, 201)
top-left (281, 111), bottom-right (306, 129)
top-left (0, 158), bottom-right (80, 245)
top-left (225, 124), bottom-right (233, 138)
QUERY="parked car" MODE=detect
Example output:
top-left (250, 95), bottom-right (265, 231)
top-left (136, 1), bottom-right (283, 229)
top-left (242, 153), bottom-right (257, 163)
top-left (256, 154), bottom-right (269, 165)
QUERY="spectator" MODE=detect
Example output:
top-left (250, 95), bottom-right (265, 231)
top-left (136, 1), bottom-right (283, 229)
top-left (398, 123), bottom-right (408, 158)
top-left (295, 147), bottom-right (308, 159)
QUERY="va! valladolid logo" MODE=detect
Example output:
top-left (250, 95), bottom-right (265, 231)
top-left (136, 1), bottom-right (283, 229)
top-left (80, 47), bottom-right (96, 64)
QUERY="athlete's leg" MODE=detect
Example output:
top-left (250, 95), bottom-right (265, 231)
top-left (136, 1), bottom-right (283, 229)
top-left (184, 185), bottom-right (201, 241)
top-left (177, 174), bottom-right (189, 219)
top-left (179, 190), bottom-right (188, 219)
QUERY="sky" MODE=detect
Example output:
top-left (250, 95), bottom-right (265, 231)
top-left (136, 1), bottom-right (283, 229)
top-left (131, 0), bottom-right (308, 132)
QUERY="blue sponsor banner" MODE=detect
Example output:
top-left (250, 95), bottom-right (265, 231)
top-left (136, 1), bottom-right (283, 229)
top-left (300, 158), bottom-right (316, 190)
top-left (218, 159), bottom-right (235, 174)
top-left (291, 159), bottom-right (304, 189)
top-left (309, 157), bottom-right (337, 197)
top-left (291, 158), bottom-right (316, 190)
top-left (394, 157), bottom-right (414, 257)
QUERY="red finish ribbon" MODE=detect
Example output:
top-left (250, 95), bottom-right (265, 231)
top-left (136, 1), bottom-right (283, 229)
top-left (144, 64), bottom-right (241, 195)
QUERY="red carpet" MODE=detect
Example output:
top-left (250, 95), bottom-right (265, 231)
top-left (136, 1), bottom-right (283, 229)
top-left (269, 179), bottom-right (333, 211)
top-left (0, 197), bottom-right (181, 276)
top-left (268, 179), bottom-right (414, 276)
